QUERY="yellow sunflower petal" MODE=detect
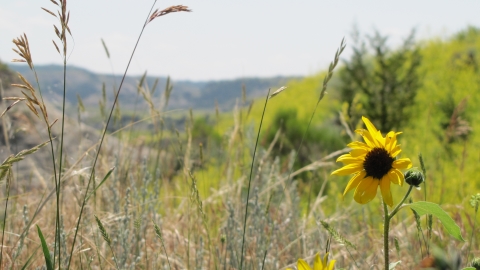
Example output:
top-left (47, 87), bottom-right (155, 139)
top-left (347, 141), bottom-right (370, 150)
top-left (322, 253), bottom-right (328, 267)
top-left (380, 175), bottom-right (393, 207)
top-left (331, 163), bottom-right (363, 176)
top-left (387, 170), bottom-right (401, 185)
top-left (376, 131), bottom-right (386, 147)
top-left (350, 148), bottom-right (368, 157)
top-left (355, 128), bottom-right (377, 148)
top-left (392, 169), bottom-right (405, 186)
top-left (336, 153), bottom-right (351, 162)
top-left (343, 171), bottom-right (366, 196)
top-left (390, 146), bottom-right (402, 157)
top-left (336, 155), bottom-right (363, 165)
top-left (338, 159), bottom-right (363, 166)
top-left (393, 158), bottom-right (412, 170)
top-left (313, 253), bottom-right (323, 270)
top-left (354, 177), bottom-right (375, 204)
top-left (362, 116), bottom-right (379, 135)
top-left (359, 179), bottom-right (379, 204)
top-left (327, 260), bottom-right (336, 270)
top-left (298, 259), bottom-right (312, 270)
top-left (362, 116), bottom-right (384, 147)
top-left (385, 131), bottom-right (397, 152)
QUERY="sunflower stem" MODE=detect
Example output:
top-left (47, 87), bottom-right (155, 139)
top-left (383, 201), bottom-right (390, 270)
top-left (384, 185), bottom-right (414, 270)
top-left (389, 185), bottom-right (414, 219)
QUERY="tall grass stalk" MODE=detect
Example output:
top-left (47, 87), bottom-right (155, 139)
top-left (153, 221), bottom-right (172, 269)
top-left (239, 88), bottom-right (270, 270)
top-left (66, 2), bottom-right (191, 268)
top-left (418, 154), bottom-right (432, 257)
top-left (40, 1), bottom-right (74, 267)
top-left (467, 194), bottom-right (480, 264)
top-left (258, 38), bottom-right (346, 265)
top-left (0, 170), bottom-right (13, 266)
top-left (279, 37), bottom-right (345, 196)
top-left (10, 32), bottom-right (63, 267)
top-left (188, 170), bottom-right (217, 268)
top-left (0, 139), bottom-right (49, 267)
top-left (94, 215), bottom-right (119, 269)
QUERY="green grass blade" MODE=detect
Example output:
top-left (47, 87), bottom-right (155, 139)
top-left (36, 225), bottom-right (53, 270)
top-left (239, 88), bottom-right (270, 270)
top-left (85, 167), bottom-right (115, 202)
top-left (20, 245), bottom-right (40, 270)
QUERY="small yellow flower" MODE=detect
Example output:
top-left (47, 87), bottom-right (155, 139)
top-left (287, 252), bottom-right (336, 270)
top-left (331, 116), bottom-right (412, 207)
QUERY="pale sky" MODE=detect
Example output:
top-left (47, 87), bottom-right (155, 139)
top-left (2, 1), bottom-right (480, 81)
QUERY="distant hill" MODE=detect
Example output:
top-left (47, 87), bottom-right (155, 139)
top-left (8, 64), bottom-right (299, 112)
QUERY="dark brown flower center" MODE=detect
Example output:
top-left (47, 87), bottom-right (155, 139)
top-left (363, 147), bottom-right (394, 180)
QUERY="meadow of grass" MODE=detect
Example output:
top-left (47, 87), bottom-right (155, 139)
top-left (1, 1), bottom-right (480, 269)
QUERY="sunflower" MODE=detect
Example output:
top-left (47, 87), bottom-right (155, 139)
top-left (331, 116), bottom-right (412, 207)
top-left (287, 252), bottom-right (336, 270)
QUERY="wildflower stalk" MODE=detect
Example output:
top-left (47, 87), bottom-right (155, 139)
top-left (11, 32), bottom-right (62, 268)
top-left (383, 185), bottom-right (414, 270)
top-left (383, 202), bottom-right (390, 269)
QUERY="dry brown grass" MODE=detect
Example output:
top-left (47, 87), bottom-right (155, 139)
top-left (148, 5), bottom-right (191, 24)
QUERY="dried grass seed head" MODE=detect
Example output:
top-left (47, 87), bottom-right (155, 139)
top-left (148, 5), bottom-right (191, 23)
top-left (269, 86), bottom-right (287, 99)
top-left (12, 34), bottom-right (33, 70)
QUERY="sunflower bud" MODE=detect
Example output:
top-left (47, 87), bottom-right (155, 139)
top-left (404, 169), bottom-right (424, 187)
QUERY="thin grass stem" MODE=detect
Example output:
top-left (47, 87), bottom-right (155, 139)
top-left (55, 41), bottom-right (67, 270)
top-left (260, 38), bottom-right (345, 266)
top-left (467, 197), bottom-right (479, 264)
top-left (239, 88), bottom-right (270, 270)
top-left (0, 170), bottom-right (12, 267)
top-left (66, 2), bottom-right (158, 268)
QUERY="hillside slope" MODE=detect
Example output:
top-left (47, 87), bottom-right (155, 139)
top-left (8, 64), bottom-right (298, 112)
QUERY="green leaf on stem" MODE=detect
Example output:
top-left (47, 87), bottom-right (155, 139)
top-left (410, 201), bottom-right (464, 242)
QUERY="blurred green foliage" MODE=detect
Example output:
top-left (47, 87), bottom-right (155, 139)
top-left (264, 107), bottom-right (345, 165)
top-left (192, 115), bottom-right (222, 147)
top-left (402, 26), bottom-right (480, 205)
top-left (339, 30), bottom-right (422, 132)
